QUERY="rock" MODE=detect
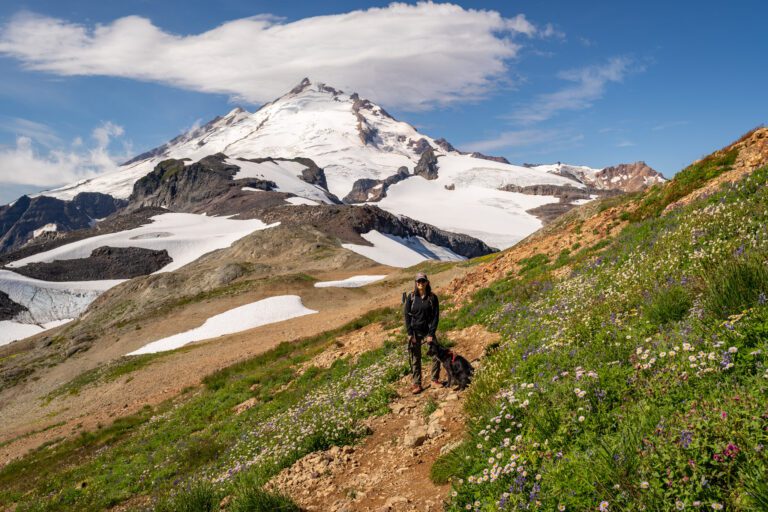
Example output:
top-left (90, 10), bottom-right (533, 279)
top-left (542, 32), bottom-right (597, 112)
top-left (414, 148), bottom-right (439, 180)
top-left (343, 167), bottom-right (410, 203)
top-left (429, 409), bottom-right (445, 421)
top-left (384, 496), bottom-right (409, 508)
top-left (403, 426), bottom-right (428, 447)
top-left (427, 422), bottom-right (444, 438)
top-left (440, 440), bottom-right (463, 455)
top-left (445, 392), bottom-right (459, 401)
top-left (11, 246), bottom-right (172, 281)
top-left (64, 343), bottom-right (89, 358)
top-left (469, 151), bottom-right (510, 164)
top-left (232, 397), bottom-right (258, 415)
top-left (219, 495), bottom-right (232, 508)
top-left (0, 290), bottom-right (26, 321)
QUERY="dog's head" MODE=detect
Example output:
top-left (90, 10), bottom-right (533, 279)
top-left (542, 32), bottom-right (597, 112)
top-left (426, 341), bottom-right (438, 357)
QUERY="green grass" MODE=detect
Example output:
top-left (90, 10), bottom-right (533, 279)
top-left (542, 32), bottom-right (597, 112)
top-left (0, 306), bottom-right (406, 511)
top-left (433, 164), bottom-right (768, 511)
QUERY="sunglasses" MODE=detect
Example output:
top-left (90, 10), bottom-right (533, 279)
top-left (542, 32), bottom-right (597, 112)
top-left (416, 279), bottom-right (428, 284)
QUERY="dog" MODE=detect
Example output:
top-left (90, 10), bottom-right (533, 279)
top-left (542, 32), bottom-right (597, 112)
top-left (427, 341), bottom-right (474, 390)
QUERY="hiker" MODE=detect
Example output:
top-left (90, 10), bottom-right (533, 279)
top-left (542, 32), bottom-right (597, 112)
top-left (403, 272), bottom-right (441, 394)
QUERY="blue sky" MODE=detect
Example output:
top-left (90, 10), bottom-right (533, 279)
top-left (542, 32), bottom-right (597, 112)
top-left (0, 0), bottom-right (766, 204)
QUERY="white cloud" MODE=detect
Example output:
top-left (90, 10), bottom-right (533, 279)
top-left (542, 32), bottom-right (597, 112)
top-left (0, 3), bottom-right (546, 110)
top-left (0, 121), bottom-right (129, 188)
top-left (463, 128), bottom-right (583, 153)
top-left (509, 57), bottom-right (639, 124)
top-left (0, 117), bottom-right (61, 147)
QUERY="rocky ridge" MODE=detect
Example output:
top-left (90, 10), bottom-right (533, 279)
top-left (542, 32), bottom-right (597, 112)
top-left (0, 192), bottom-right (126, 255)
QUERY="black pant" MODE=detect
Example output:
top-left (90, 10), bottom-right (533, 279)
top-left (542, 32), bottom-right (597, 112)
top-left (408, 334), bottom-right (440, 386)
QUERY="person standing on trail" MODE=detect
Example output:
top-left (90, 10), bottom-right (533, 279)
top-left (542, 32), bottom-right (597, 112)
top-left (403, 272), bottom-right (441, 394)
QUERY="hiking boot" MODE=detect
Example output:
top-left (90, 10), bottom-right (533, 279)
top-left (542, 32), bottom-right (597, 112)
top-left (431, 380), bottom-right (444, 388)
top-left (410, 384), bottom-right (422, 394)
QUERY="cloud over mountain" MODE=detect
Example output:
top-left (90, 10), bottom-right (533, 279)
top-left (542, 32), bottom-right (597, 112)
top-left (0, 3), bottom-right (545, 110)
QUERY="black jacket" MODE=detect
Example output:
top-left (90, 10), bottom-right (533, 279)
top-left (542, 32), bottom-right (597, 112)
top-left (404, 292), bottom-right (439, 337)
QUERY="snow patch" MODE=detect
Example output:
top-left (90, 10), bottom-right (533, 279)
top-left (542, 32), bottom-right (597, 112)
top-left (314, 275), bottom-right (387, 288)
top-left (285, 196), bottom-right (320, 206)
top-left (7, 213), bottom-right (278, 273)
top-left (342, 231), bottom-right (465, 268)
top-left (33, 223), bottom-right (57, 238)
top-left (0, 319), bottom-right (72, 347)
top-left (127, 295), bottom-right (317, 355)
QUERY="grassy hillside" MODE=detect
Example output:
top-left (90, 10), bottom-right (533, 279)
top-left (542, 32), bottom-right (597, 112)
top-left (432, 161), bottom-right (768, 509)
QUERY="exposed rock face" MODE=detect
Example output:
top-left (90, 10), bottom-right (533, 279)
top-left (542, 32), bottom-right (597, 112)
top-left (350, 93), bottom-right (381, 146)
top-left (0, 290), bottom-right (26, 321)
top-left (0, 193), bottom-right (126, 255)
top-left (343, 167), bottom-right (410, 203)
top-left (10, 246), bottom-right (172, 281)
top-left (407, 137), bottom-right (432, 155)
top-left (414, 148), bottom-right (439, 180)
top-left (433, 137), bottom-right (457, 153)
top-left (594, 161), bottom-right (665, 192)
top-left (129, 154), bottom-right (276, 211)
top-left (258, 204), bottom-right (497, 257)
top-left (499, 184), bottom-right (592, 201)
top-left (469, 152), bottom-right (510, 164)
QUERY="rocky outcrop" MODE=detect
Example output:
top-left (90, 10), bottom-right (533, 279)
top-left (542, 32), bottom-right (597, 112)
top-left (10, 246), bottom-right (172, 281)
top-left (434, 138), bottom-right (458, 153)
top-left (414, 148), bottom-right (439, 180)
top-left (258, 204), bottom-right (497, 257)
top-left (343, 167), bottom-right (410, 203)
top-left (0, 290), bottom-right (26, 321)
top-left (499, 183), bottom-right (592, 201)
top-left (129, 154), bottom-right (276, 211)
top-left (469, 152), bottom-right (510, 164)
top-left (408, 138), bottom-right (432, 155)
top-left (594, 161), bottom-right (665, 192)
top-left (0, 193), bottom-right (126, 255)
top-left (351, 93), bottom-right (380, 146)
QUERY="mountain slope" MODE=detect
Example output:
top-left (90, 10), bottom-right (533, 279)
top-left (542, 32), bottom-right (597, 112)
top-left (1, 128), bottom-right (765, 511)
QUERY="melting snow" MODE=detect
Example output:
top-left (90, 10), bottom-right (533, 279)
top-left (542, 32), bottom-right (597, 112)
top-left (0, 270), bottom-right (123, 325)
top-left (314, 275), bottom-right (387, 288)
top-left (127, 295), bottom-right (317, 355)
top-left (285, 196), bottom-right (320, 206)
top-left (0, 319), bottom-right (72, 347)
top-left (342, 231), bottom-right (465, 268)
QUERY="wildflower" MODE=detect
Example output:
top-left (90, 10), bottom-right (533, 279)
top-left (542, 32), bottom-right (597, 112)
top-left (728, 346), bottom-right (738, 353)
top-left (711, 504), bottom-right (723, 510)
top-left (578, 416), bottom-right (585, 422)
top-left (680, 430), bottom-right (693, 448)
top-left (640, 481), bottom-right (649, 489)
top-left (675, 500), bottom-right (685, 510)
top-left (559, 505), bottom-right (566, 511)
top-left (599, 501), bottom-right (609, 511)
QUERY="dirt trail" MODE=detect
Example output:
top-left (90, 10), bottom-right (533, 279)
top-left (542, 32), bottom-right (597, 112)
top-left (267, 324), bottom-right (500, 511)
top-left (0, 265), bottom-right (464, 464)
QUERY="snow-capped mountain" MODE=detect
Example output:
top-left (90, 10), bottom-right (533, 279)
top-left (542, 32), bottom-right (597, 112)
top-left (37, 79), bottom-right (594, 249)
top-left (530, 161), bottom-right (665, 193)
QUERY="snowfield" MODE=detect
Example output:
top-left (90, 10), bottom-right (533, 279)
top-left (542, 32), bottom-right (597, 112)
top-left (342, 231), bottom-right (465, 268)
top-left (127, 295), bottom-right (318, 355)
top-left (232, 159), bottom-right (334, 204)
top-left (1, 213), bottom-right (280, 343)
top-left (0, 269), bottom-right (123, 325)
top-left (314, 275), bottom-right (387, 288)
top-left (0, 319), bottom-right (72, 347)
top-left (7, 213), bottom-right (278, 273)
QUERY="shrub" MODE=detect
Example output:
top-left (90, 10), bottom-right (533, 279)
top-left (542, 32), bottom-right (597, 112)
top-left (230, 478), bottom-right (300, 512)
top-left (703, 254), bottom-right (768, 319)
top-left (644, 285), bottom-right (692, 325)
top-left (154, 480), bottom-right (219, 512)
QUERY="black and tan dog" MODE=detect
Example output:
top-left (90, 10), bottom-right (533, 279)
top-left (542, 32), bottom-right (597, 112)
top-left (427, 341), bottom-right (474, 390)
